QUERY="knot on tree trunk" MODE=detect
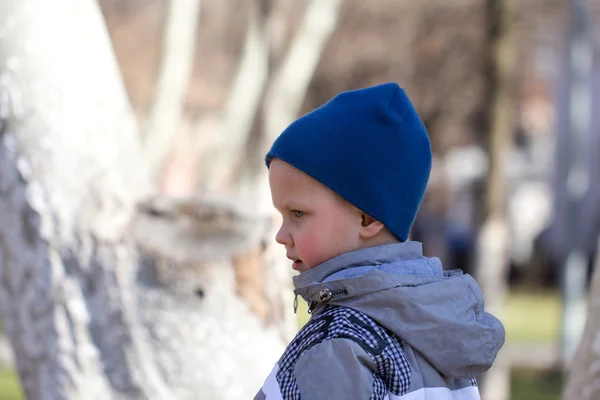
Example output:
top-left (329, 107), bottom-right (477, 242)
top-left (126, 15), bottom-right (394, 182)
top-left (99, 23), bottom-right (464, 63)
top-left (134, 194), bottom-right (270, 264)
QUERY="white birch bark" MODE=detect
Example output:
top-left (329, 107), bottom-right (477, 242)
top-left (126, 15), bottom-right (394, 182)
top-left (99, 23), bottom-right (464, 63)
top-left (201, 2), bottom-right (270, 192)
top-left (0, 1), bottom-right (170, 398)
top-left (144, 0), bottom-right (202, 181)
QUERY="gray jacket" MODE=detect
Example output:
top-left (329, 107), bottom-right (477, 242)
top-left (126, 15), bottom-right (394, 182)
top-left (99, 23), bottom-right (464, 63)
top-left (255, 242), bottom-right (505, 399)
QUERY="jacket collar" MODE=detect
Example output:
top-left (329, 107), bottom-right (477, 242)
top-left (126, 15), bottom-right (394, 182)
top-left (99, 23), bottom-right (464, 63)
top-left (293, 241), bottom-right (424, 289)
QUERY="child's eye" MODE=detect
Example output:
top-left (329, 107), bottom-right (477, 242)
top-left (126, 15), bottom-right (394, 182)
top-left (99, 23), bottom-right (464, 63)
top-left (292, 210), bottom-right (305, 219)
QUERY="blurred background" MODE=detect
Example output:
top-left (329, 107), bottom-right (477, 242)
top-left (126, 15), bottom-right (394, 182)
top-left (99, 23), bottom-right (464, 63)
top-left (1, 0), bottom-right (599, 399)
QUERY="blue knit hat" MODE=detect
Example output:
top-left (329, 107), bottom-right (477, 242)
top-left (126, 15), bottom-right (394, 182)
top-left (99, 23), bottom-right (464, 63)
top-left (265, 82), bottom-right (431, 242)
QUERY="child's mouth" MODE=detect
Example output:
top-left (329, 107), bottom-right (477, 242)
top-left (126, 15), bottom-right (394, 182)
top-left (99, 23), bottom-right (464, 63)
top-left (292, 260), bottom-right (303, 270)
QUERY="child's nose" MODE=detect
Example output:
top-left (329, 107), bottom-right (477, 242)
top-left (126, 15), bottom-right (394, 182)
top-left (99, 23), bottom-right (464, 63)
top-left (275, 225), bottom-right (292, 246)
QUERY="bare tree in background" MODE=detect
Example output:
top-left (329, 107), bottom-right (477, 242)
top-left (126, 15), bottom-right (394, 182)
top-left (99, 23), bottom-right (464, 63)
top-left (144, 0), bottom-right (202, 180)
top-left (552, 0), bottom-right (594, 375)
top-left (474, 0), bottom-right (517, 399)
top-left (201, 0), bottom-right (271, 193)
top-left (148, 0), bottom-right (343, 202)
top-left (564, 239), bottom-right (600, 399)
top-left (238, 0), bottom-right (344, 207)
top-left (562, 1), bottom-right (600, 396)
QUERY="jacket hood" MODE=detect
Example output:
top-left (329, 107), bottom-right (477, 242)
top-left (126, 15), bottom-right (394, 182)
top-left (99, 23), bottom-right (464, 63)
top-left (293, 242), bottom-right (505, 379)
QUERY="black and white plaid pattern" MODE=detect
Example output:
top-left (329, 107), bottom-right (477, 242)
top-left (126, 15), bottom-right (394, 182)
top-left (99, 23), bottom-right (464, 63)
top-left (276, 305), bottom-right (412, 399)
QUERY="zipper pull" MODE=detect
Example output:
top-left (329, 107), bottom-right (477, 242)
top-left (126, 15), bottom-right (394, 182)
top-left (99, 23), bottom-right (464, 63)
top-left (307, 301), bottom-right (316, 314)
top-left (319, 288), bottom-right (332, 302)
top-left (293, 293), bottom-right (298, 314)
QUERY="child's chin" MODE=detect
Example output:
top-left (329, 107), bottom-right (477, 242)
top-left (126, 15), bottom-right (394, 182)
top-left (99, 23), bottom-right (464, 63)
top-left (292, 261), bottom-right (307, 272)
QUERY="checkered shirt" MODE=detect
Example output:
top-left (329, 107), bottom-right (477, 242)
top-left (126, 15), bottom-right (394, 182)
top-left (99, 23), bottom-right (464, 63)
top-left (275, 305), bottom-right (412, 399)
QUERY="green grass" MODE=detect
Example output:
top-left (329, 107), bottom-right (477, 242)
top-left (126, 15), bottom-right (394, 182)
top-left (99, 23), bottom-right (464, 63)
top-left (511, 369), bottom-right (563, 400)
top-left (296, 296), bottom-right (311, 328)
top-left (504, 291), bottom-right (561, 342)
top-left (0, 369), bottom-right (23, 400)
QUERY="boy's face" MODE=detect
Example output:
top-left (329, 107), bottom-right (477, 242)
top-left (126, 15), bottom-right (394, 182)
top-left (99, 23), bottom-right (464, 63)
top-left (269, 159), bottom-right (364, 273)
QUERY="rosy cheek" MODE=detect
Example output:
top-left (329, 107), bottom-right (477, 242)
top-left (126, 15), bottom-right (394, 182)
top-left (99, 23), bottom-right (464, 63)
top-left (295, 230), bottom-right (323, 268)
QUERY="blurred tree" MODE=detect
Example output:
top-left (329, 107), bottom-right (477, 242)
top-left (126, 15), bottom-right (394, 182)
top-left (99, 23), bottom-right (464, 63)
top-left (144, 0), bottom-right (202, 180)
top-left (562, 1), bottom-right (600, 397)
top-left (0, 0), bottom-right (304, 398)
top-left (0, 1), bottom-right (171, 397)
top-left (237, 0), bottom-right (343, 206)
top-left (554, 0), bottom-right (593, 368)
top-left (564, 241), bottom-right (600, 400)
top-left (473, 0), bottom-right (517, 399)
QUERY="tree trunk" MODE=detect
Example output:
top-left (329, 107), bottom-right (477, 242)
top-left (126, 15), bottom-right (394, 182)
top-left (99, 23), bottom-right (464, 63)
top-left (557, 0), bottom-right (593, 369)
top-left (0, 1), bottom-right (286, 399)
top-left (0, 1), bottom-right (168, 398)
top-left (144, 0), bottom-right (202, 180)
top-left (133, 195), bottom-right (286, 399)
top-left (474, 1), bottom-right (517, 399)
top-left (201, 0), bottom-right (271, 193)
top-left (562, 4), bottom-right (600, 396)
top-left (563, 237), bottom-right (600, 399)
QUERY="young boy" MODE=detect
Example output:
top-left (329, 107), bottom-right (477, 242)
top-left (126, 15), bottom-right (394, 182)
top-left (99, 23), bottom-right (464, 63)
top-left (255, 83), bottom-right (505, 400)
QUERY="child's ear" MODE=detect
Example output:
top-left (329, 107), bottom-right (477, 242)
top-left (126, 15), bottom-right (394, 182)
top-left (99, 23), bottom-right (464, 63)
top-left (359, 213), bottom-right (385, 239)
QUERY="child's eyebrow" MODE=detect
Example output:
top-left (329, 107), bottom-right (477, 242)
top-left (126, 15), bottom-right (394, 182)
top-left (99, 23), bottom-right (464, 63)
top-left (279, 199), bottom-right (307, 211)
